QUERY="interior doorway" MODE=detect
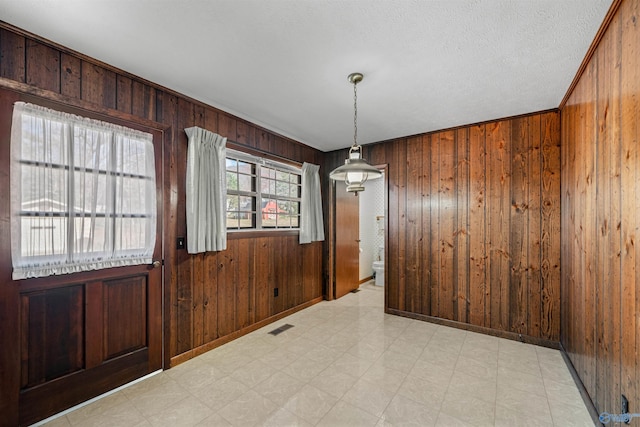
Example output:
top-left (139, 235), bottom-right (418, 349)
top-left (330, 165), bottom-right (387, 301)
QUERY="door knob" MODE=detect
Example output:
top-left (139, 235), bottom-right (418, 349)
top-left (152, 260), bottom-right (162, 268)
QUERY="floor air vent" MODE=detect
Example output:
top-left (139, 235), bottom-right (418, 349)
top-left (268, 324), bottom-right (294, 336)
top-left (351, 289), bottom-right (361, 293)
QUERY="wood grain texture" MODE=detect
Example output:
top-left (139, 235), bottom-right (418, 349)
top-left (561, 0), bottom-right (638, 419)
top-left (0, 23), bottom-right (325, 425)
top-left (326, 111), bottom-right (561, 342)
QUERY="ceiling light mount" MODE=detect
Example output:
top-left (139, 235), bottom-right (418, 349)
top-left (329, 72), bottom-right (382, 195)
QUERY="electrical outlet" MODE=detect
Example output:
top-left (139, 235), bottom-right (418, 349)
top-left (176, 237), bottom-right (185, 250)
top-left (274, 288), bottom-right (279, 297)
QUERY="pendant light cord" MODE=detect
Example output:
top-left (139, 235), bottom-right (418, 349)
top-left (353, 80), bottom-right (358, 147)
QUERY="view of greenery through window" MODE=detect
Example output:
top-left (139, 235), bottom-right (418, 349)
top-left (226, 153), bottom-right (301, 230)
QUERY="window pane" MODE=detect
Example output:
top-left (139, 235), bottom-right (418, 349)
top-left (261, 167), bottom-right (275, 179)
top-left (226, 214), bottom-right (240, 229)
top-left (227, 172), bottom-right (238, 191)
top-left (73, 171), bottom-right (108, 213)
top-left (276, 171), bottom-right (288, 181)
top-left (73, 126), bottom-right (110, 171)
top-left (238, 161), bottom-right (252, 174)
top-left (226, 158), bottom-right (238, 171)
top-left (115, 135), bottom-right (151, 176)
top-left (239, 196), bottom-right (253, 211)
top-left (227, 194), bottom-right (239, 211)
top-left (20, 216), bottom-right (68, 257)
top-left (238, 212), bottom-right (254, 229)
top-left (21, 166), bottom-right (68, 212)
top-left (238, 174), bottom-right (253, 192)
top-left (289, 184), bottom-right (300, 198)
top-left (291, 215), bottom-right (299, 228)
top-left (21, 116), bottom-right (67, 165)
top-left (115, 217), bottom-right (148, 251)
top-left (73, 216), bottom-right (108, 253)
top-left (275, 181), bottom-right (289, 197)
top-left (115, 176), bottom-right (149, 214)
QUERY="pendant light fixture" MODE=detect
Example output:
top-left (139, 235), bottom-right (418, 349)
top-left (329, 72), bottom-right (382, 195)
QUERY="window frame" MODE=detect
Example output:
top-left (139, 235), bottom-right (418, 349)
top-left (10, 102), bottom-right (157, 280)
top-left (225, 149), bottom-right (301, 232)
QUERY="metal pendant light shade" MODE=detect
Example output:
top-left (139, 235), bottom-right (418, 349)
top-left (329, 73), bottom-right (382, 194)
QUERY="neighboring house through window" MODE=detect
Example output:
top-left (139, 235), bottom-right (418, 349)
top-left (225, 149), bottom-right (301, 231)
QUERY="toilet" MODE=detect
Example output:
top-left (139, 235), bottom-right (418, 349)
top-left (372, 260), bottom-right (384, 286)
top-left (372, 246), bottom-right (384, 287)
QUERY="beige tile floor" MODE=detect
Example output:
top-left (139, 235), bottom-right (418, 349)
top-left (39, 283), bottom-right (594, 427)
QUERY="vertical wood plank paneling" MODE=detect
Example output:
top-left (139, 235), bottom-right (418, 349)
top-left (81, 61), bottom-right (116, 109)
top-left (202, 252), bottom-right (219, 343)
top-left (468, 125), bottom-right (487, 326)
top-left (235, 239), bottom-right (251, 330)
top-left (510, 117), bottom-right (528, 334)
top-left (218, 240), bottom-right (237, 337)
top-left (541, 112), bottom-right (561, 342)
top-left (595, 27), bottom-right (611, 412)
top-left (60, 54), bottom-right (82, 99)
top-left (397, 140), bottom-right (407, 311)
top-left (25, 40), bottom-right (60, 93)
top-left (619, 0), bottom-right (639, 415)
top-left (175, 98), bottom-right (195, 355)
top-left (405, 136), bottom-right (422, 313)
top-left (438, 130), bottom-right (455, 320)
top-left (254, 237), bottom-right (273, 322)
top-left (455, 128), bottom-right (470, 323)
top-left (386, 139), bottom-right (400, 310)
top-left (607, 14), bottom-right (622, 417)
top-left (131, 81), bottom-right (156, 121)
top-left (561, 0), bottom-right (639, 419)
top-left (527, 114), bottom-right (542, 339)
top-left (0, 25), bottom-right (327, 424)
top-left (429, 134), bottom-right (440, 317)
top-left (420, 135), bottom-right (432, 316)
top-left (0, 28), bottom-right (25, 82)
top-left (116, 74), bottom-right (132, 114)
top-left (487, 121), bottom-right (511, 331)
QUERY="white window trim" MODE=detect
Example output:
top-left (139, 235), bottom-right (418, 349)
top-left (226, 149), bottom-right (302, 232)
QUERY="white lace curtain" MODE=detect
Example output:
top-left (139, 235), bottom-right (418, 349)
top-left (299, 162), bottom-right (324, 244)
top-left (185, 126), bottom-right (227, 253)
top-left (10, 102), bottom-right (157, 280)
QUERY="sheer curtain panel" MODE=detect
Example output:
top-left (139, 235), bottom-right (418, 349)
top-left (10, 102), bottom-right (157, 280)
top-left (185, 126), bottom-right (227, 253)
top-left (299, 162), bottom-right (325, 244)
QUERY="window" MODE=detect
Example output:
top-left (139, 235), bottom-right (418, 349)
top-left (225, 149), bottom-right (301, 230)
top-left (10, 102), bottom-right (156, 280)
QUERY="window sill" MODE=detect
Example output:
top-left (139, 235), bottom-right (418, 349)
top-left (227, 229), bottom-right (299, 239)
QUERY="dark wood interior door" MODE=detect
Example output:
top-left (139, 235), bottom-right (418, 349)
top-left (335, 181), bottom-right (360, 299)
top-left (0, 89), bottom-right (164, 426)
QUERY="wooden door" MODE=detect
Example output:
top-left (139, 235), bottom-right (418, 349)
top-left (0, 89), bottom-right (164, 426)
top-left (335, 182), bottom-right (360, 299)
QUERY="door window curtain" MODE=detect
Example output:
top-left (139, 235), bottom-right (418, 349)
top-left (299, 162), bottom-right (325, 244)
top-left (10, 102), bottom-right (156, 280)
top-left (185, 126), bottom-right (227, 253)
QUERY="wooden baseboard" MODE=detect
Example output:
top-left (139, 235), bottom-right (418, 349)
top-left (358, 276), bottom-right (373, 285)
top-left (559, 342), bottom-right (602, 426)
top-left (170, 296), bottom-right (323, 367)
top-left (385, 308), bottom-right (560, 349)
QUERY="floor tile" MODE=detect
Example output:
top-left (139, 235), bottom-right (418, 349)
top-left (317, 400), bottom-right (380, 427)
top-left (41, 285), bottom-right (592, 427)
top-left (381, 394), bottom-right (438, 427)
top-left (283, 384), bottom-right (339, 425)
top-left (218, 390), bottom-right (278, 426)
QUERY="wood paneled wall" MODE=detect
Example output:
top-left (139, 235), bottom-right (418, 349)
top-left (326, 111), bottom-right (561, 343)
top-left (561, 0), bottom-right (639, 419)
top-left (0, 23), bottom-right (323, 425)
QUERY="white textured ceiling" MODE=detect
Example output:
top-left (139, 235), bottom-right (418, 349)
top-left (0, 0), bottom-right (612, 152)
